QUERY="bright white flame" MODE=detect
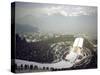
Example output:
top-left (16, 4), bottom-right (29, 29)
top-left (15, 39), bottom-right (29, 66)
top-left (65, 38), bottom-right (84, 63)
top-left (73, 37), bottom-right (84, 48)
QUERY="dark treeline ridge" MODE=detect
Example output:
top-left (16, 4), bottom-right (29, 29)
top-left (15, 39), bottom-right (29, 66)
top-left (16, 34), bottom-right (54, 63)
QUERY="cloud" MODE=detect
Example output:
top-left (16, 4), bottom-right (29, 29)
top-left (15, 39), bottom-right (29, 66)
top-left (42, 6), bottom-right (97, 16)
top-left (16, 3), bottom-right (97, 19)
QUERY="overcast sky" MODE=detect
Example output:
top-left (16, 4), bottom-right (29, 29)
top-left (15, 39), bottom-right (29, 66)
top-left (15, 2), bottom-right (97, 39)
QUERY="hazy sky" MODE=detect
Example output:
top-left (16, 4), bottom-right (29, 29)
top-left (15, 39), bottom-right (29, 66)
top-left (15, 2), bottom-right (97, 38)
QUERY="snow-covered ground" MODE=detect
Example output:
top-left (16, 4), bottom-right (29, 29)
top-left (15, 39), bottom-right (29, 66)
top-left (15, 59), bottom-right (74, 69)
